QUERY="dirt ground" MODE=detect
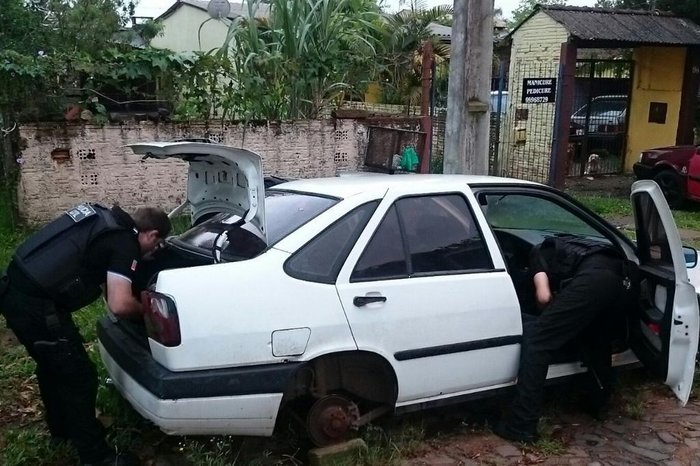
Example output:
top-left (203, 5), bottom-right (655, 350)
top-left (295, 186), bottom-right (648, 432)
top-left (564, 174), bottom-right (636, 198)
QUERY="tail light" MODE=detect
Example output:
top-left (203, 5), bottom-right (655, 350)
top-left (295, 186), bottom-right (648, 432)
top-left (142, 291), bottom-right (181, 347)
top-left (647, 322), bottom-right (661, 336)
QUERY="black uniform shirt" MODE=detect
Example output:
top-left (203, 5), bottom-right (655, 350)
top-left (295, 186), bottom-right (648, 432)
top-left (80, 229), bottom-right (140, 293)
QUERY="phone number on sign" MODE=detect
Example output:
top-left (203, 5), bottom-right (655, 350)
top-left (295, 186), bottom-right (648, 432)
top-left (524, 96), bottom-right (551, 103)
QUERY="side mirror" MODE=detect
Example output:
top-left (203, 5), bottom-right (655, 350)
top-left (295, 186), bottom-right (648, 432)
top-left (683, 246), bottom-right (698, 268)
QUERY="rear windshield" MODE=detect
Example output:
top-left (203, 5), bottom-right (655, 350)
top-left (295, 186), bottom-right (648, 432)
top-left (174, 190), bottom-right (338, 260)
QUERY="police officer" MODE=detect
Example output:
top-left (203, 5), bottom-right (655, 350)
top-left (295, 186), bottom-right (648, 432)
top-left (494, 234), bottom-right (626, 443)
top-left (0, 203), bottom-right (170, 466)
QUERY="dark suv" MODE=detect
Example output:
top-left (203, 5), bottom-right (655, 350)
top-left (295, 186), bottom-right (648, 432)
top-left (633, 145), bottom-right (697, 208)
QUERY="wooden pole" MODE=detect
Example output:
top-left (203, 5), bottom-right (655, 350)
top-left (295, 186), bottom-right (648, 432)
top-left (464, 0), bottom-right (494, 175)
top-left (444, 0), bottom-right (493, 174)
top-left (443, 0), bottom-right (468, 174)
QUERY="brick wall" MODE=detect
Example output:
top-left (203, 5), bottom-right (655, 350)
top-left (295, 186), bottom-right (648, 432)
top-left (17, 120), bottom-right (365, 224)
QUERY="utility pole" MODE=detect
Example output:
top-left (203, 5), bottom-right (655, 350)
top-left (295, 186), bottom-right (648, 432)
top-left (444, 0), bottom-right (494, 175)
top-left (443, 0), bottom-right (468, 174)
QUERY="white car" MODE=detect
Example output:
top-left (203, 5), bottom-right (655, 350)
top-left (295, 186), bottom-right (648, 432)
top-left (98, 142), bottom-right (699, 446)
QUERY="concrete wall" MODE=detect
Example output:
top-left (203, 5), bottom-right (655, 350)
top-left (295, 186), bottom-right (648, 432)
top-left (150, 5), bottom-right (229, 53)
top-left (498, 12), bottom-right (568, 183)
top-left (626, 47), bottom-right (686, 172)
top-left (17, 120), bottom-right (364, 224)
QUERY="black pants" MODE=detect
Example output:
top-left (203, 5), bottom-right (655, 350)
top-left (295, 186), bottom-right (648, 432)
top-left (508, 254), bottom-right (624, 433)
top-left (0, 284), bottom-right (111, 463)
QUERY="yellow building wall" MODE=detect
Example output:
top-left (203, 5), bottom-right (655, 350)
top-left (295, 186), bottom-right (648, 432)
top-left (625, 47), bottom-right (685, 171)
top-left (150, 6), bottom-right (230, 53)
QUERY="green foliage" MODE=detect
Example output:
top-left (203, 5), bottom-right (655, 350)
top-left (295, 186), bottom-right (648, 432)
top-left (378, 5), bottom-right (452, 106)
top-left (220, 0), bottom-right (383, 120)
top-left (574, 195), bottom-right (632, 218)
top-left (361, 422), bottom-right (426, 465)
top-left (0, 47), bottom-right (197, 120)
top-left (595, 0), bottom-right (700, 25)
top-left (509, 0), bottom-right (567, 28)
top-left (1, 425), bottom-right (76, 466)
top-left (0, 0), bottom-right (48, 55)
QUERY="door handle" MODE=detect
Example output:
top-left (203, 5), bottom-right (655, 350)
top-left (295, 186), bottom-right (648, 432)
top-left (353, 295), bottom-right (387, 307)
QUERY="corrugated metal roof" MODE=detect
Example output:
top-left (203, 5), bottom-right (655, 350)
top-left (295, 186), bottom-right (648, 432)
top-left (540, 5), bottom-right (700, 46)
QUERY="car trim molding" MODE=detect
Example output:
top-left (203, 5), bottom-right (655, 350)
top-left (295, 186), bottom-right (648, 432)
top-left (393, 334), bottom-right (522, 361)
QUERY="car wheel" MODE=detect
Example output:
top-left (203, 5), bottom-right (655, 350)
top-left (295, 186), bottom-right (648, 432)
top-left (306, 394), bottom-right (360, 447)
top-left (653, 170), bottom-right (684, 209)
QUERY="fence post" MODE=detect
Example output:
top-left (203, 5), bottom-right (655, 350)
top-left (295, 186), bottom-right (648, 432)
top-left (549, 42), bottom-right (577, 189)
top-left (492, 59), bottom-right (506, 176)
top-left (419, 41), bottom-right (434, 174)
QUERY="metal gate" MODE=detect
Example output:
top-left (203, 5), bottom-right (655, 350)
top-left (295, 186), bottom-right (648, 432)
top-left (568, 59), bottom-right (634, 176)
top-left (491, 59), bottom-right (559, 184)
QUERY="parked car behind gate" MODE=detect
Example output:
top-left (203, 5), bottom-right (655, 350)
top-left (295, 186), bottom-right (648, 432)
top-left (569, 95), bottom-right (627, 165)
top-left (98, 142), bottom-right (699, 447)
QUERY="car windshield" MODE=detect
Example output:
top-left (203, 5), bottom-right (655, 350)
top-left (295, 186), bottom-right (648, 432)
top-left (175, 190), bottom-right (339, 260)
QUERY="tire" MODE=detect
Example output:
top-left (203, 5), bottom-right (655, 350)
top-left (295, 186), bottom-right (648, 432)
top-left (653, 170), bottom-right (685, 209)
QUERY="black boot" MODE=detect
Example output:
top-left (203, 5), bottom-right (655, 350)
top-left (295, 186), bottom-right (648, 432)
top-left (492, 420), bottom-right (539, 444)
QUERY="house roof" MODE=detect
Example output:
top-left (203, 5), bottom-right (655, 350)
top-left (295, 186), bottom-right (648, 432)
top-left (158, 0), bottom-right (270, 21)
top-left (510, 5), bottom-right (700, 47)
top-left (428, 22), bottom-right (451, 41)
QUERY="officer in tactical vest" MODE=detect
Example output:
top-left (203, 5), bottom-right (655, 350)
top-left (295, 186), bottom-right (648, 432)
top-left (0, 203), bottom-right (170, 466)
top-left (494, 234), bottom-right (626, 443)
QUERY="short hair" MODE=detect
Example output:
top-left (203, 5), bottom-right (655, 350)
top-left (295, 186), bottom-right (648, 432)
top-left (132, 207), bottom-right (171, 237)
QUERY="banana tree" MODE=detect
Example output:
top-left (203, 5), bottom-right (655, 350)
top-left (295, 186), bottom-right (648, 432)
top-left (221, 0), bottom-right (382, 120)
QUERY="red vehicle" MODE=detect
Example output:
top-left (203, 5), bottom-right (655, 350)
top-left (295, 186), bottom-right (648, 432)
top-left (633, 145), bottom-right (700, 208)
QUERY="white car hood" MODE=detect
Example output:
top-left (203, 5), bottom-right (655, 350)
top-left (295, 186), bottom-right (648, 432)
top-left (129, 142), bottom-right (266, 241)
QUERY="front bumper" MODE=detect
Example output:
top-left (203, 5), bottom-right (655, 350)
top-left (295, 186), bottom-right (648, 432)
top-left (633, 162), bottom-right (655, 179)
top-left (97, 317), bottom-right (300, 436)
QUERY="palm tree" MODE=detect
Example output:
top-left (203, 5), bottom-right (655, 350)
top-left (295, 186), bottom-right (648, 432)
top-left (376, 2), bottom-right (452, 107)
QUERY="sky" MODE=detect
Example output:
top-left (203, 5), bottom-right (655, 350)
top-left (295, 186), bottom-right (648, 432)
top-left (133, 0), bottom-right (598, 20)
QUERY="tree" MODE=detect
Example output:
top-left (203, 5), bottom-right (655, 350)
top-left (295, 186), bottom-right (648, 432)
top-left (0, 0), bottom-right (47, 55)
top-left (509, 0), bottom-right (567, 28)
top-left (595, 0), bottom-right (700, 25)
top-left (220, 0), bottom-right (383, 120)
top-left (378, 5), bottom-right (453, 106)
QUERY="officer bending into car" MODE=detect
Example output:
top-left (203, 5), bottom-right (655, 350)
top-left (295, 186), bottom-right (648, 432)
top-left (494, 234), bottom-right (627, 443)
top-left (0, 203), bottom-right (170, 466)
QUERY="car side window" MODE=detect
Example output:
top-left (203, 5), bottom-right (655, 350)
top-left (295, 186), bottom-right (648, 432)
top-left (284, 202), bottom-right (378, 284)
top-left (481, 193), bottom-right (606, 238)
top-left (352, 194), bottom-right (493, 281)
top-left (352, 205), bottom-right (407, 281)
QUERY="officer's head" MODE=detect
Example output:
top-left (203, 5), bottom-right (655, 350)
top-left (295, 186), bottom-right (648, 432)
top-left (132, 207), bottom-right (171, 254)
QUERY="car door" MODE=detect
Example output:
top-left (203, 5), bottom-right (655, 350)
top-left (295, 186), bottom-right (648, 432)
top-left (686, 150), bottom-right (700, 200)
top-left (629, 180), bottom-right (699, 405)
top-left (334, 185), bottom-right (522, 406)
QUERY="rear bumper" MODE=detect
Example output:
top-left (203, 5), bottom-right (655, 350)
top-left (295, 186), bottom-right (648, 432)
top-left (97, 317), bottom-right (300, 436)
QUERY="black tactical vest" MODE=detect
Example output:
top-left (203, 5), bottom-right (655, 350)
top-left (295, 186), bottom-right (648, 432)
top-left (12, 203), bottom-right (130, 310)
top-left (534, 234), bottom-right (621, 289)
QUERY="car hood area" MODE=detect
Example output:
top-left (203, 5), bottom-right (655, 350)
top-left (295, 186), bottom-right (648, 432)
top-left (129, 141), bottom-right (266, 241)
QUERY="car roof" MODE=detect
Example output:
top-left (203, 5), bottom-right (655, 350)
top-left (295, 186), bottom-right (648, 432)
top-left (270, 173), bottom-right (541, 199)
